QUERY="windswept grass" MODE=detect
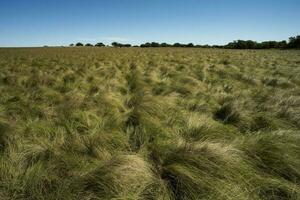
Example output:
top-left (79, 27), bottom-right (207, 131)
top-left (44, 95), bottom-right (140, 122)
top-left (0, 47), bottom-right (299, 199)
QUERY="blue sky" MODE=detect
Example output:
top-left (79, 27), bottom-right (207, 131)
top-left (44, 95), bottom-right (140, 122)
top-left (0, 0), bottom-right (299, 47)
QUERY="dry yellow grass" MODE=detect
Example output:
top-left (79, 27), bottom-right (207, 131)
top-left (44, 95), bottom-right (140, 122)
top-left (0, 47), bottom-right (300, 199)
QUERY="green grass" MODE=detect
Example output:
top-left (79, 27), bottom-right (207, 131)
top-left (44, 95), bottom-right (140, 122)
top-left (0, 47), bottom-right (300, 199)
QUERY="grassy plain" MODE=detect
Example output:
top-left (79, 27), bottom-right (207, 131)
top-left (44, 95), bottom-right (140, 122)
top-left (0, 47), bottom-right (300, 199)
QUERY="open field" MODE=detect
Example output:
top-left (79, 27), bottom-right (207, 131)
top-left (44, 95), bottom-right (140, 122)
top-left (0, 47), bottom-right (300, 200)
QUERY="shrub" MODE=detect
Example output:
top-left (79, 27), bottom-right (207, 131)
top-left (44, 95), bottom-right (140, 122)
top-left (75, 42), bottom-right (83, 46)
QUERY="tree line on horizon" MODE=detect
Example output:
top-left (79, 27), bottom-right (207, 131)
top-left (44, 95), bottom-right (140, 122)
top-left (69, 35), bottom-right (300, 49)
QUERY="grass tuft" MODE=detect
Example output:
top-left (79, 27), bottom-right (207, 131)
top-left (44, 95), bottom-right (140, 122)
top-left (0, 48), bottom-right (299, 199)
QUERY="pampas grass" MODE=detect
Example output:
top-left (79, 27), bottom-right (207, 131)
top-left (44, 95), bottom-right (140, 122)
top-left (0, 47), bottom-right (299, 199)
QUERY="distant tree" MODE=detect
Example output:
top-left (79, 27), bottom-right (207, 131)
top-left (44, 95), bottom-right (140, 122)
top-left (212, 45), bottom-right (223, 48)
top-left (173, 43), bottom-right (181, 47)
top-left (226, 40), bottom-right (257, 49)
top-left (85, 43), bottom-right (93, 47)
top-left (75, 42), bottom-right (83, 46)
top-left (111, 42), bottom-right (120, 47)
top-left (187, 43), bottom-right (194, 47)
top-left (125, 35), bottom-right (300, 49)
top-left (69, 43), bottom-right (74, 47)
top-left (235, 40), bottom-right (247, 49)
top-left (140, 42), bottom-right (151, 47)
top-left (277, 40), bottom-right (287, 49)
top-left (123, 44), bottom-right (132, 47)
top-left (150, 42), bottom-right (160, 47)
top-left (245, 40), bottom-right (257, 49)
top-left (204, 45), bottom-right (211, 48)
top-left (95, 42), bottom-right (105, 47)
top-left (263, 40), bottom-right (287, 49)
top-left (225, 38), bottom-right (291, 49)
top-left (160, 43), bottom-right (169, 47)
top-left (288, 36), bottom-right (300, 48)
top-left (111, 42), bottom-right (132, 47)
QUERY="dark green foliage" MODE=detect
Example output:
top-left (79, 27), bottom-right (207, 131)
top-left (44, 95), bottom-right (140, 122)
top-left (288, 36), bottom-right (300, 48)
top-left (75, 42), bottom-right (83, 46)
top-left (95, 42), bottom-right (105, 47)
top-left (111, 42), bottom-right (131, 47)
top-left (140, 42), bottom-right (195, 48)
top-left (68, 35), bottom-right (300, 49)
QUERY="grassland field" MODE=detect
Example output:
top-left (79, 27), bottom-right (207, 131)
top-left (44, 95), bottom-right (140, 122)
top-left (0, 47), bottom-right (300, 200)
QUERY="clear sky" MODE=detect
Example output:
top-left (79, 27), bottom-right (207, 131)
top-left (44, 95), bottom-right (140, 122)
top-left (0, 0), bottom-right (299, 47)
